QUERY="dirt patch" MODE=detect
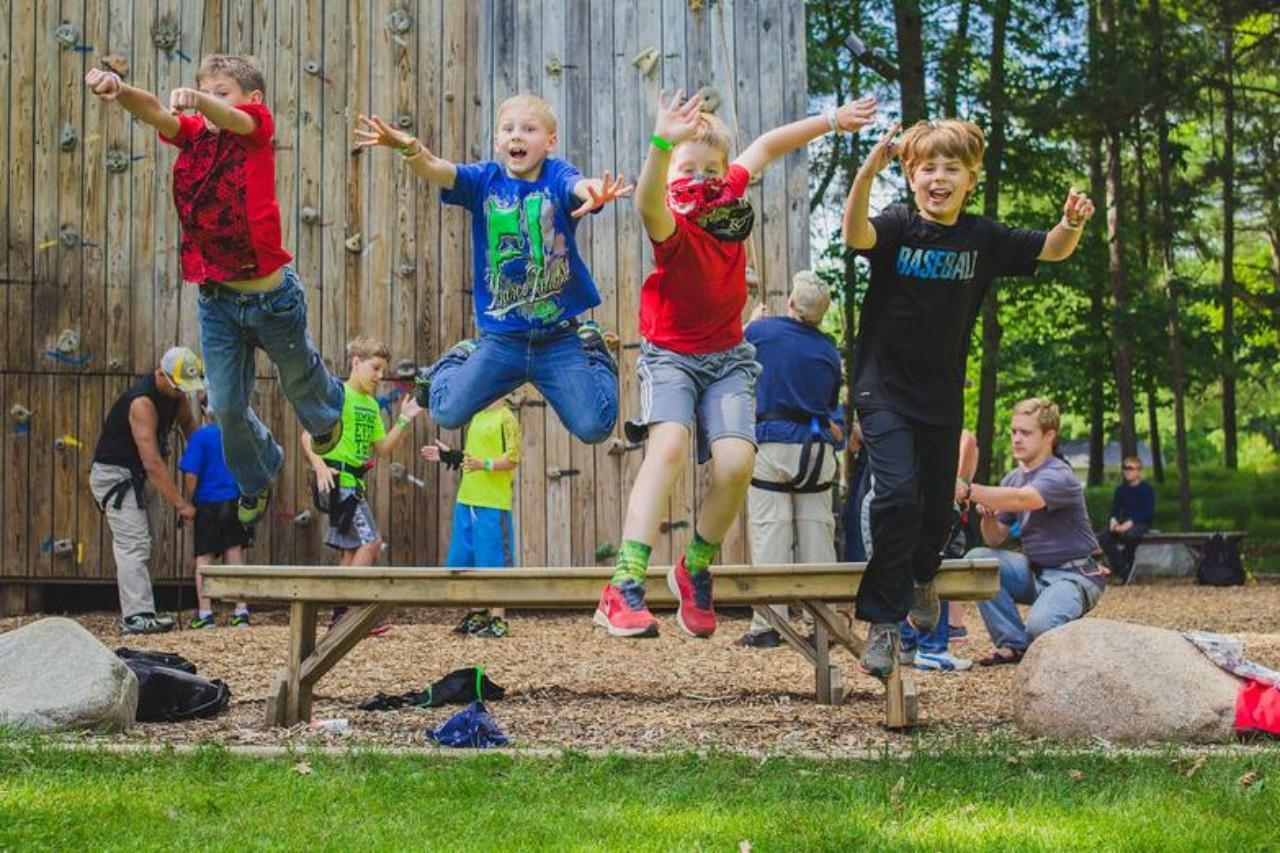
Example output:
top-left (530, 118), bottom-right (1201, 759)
top-left (3, 580), bottom-right (1277, 754)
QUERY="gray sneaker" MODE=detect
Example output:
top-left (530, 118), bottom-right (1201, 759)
top-left (120, 613), bottom-right (175, 635)
top-left (859, 622), bottom-right (899, 678)
top-left (908, 580), bottom-right (941, 631)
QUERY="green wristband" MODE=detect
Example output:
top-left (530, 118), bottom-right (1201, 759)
top-left (395, 415), bottom-right (410, 429)
top-left (650, 134), bottom-right (673, 153)
top-left (483, 458), bottom-right (493, 472)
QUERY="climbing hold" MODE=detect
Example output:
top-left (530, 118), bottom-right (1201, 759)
top-left (151, 19), bottom-right (180, 52)
top-left (105, 148), bottom-right (130, 173)
top-left (397, 262), bottom-right (416, 279)
top-left (389, 462), bottom-right (407, 481)
top-left (10, 404), bottom-right (33, 424)
top-left (744, 264), bottom-right (760, 290)
top-left (696, 85), bottom-right (720, 113)
top-left (54, 434), bottom-right (82, 451)
top-left (392, 358), bottom-right (417, 379)
top-left (632, 46), bottom-right (660, 77)
top-left (300, 206), bottom-right (320, 225)
top-left (344, 233), bottom-right (363, 253)
top-left (546, 55), bottom-right (563, 76)
top-left (659, 519), bottom-right (690, 534)
top-left (385, 8), bottom-right (412, 33)
top-left (52, 538), bottom-right (75, 556)
top-left (405, 473), bottom-right (425, 489)
top-left (546, 466), bottom-right (581, 481)
top-left (394, 113), bottom-right (414, 131)
top-left (606, 437), bottom-right (643, 456)
top-left (101, 54), bottom-right (129, 78)
top-left (304, 59), bottom-right (323, 76)
top-left (58, 225), bottom-right (81, 249)
top-left (59, 122), bottom-right (78, 151)
top-left (54, 22), bottom-right (80, 48)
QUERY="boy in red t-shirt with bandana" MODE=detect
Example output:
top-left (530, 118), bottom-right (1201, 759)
top-left (86, 55), bottom-right (344, 528)
top-left (593, 90), bottom-right (876, 639)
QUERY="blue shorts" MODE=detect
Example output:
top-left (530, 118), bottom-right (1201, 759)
top-left (446, 504), bottom-right (516, 569)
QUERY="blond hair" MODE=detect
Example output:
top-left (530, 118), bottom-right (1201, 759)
top-left (789, 270), bottom-right (830, 325)
top-left (678, 111), bottom-right (733, 165)
top-left (197, 54), bottom-right (266, 95)
top-left (496, 94), bottom-right (558, 135)
top-left (1012, 397), bottom-right (1061, 449)
top-left (346, 336), bottom-right (390, 363)
top-left (1123, 455), bottom-right (1143, 468)
top-left (898, 119), bottom-right (985, 184)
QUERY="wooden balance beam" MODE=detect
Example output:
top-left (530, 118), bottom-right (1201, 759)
top-left (202, 559), bottom-right (999, 730)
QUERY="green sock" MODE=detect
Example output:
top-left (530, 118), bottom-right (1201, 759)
top-left (684, 533), bottom-right (720, 575)
top-left (611, 539), bottom-right (652, 586)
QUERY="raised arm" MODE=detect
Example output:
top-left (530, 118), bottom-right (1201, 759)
top-left (842, 122), bottom-right (899, 250)
top-left (167, 87), bottom-right (256, 135)
top-left (1037, 187), bottom-right (1096, 261)
top-left (371, 396), bottom-right (422, 457)
top-left (635, 89), bottom-right (705, 243)
top-left (85, 69), bottom-right (181, 140)
top-left (736, 97), bottom-right (876, 179)
top-left (570, 171), bottom-right (634, 219)
top-left (355, 114), bottom-right (458, 189)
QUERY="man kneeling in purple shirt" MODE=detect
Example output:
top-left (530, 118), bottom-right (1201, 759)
top-left (961, 397), bottom-right (1105, 665)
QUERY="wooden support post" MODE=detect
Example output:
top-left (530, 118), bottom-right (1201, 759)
top-left (301, 603), bottom-right (394, 687)
top-left (829, 665), bottom-right (844, 707)
top-left (265, 668), bottom-right (291, 728)
top-left (284, 602), bottom-right (318, 726)
top-left (813, 616), bottom-right (832, 704)
top-left (884, 631), bottom-right (918, 729)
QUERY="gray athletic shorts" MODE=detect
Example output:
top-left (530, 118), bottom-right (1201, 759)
top-left (632, 339), bottom-right (761, 463)
top-left (323, 492), bottom-right (381, 551)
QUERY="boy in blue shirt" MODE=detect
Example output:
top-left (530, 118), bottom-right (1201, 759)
top-left (355, 95), bottom-right (629, 443)
top-left (179, 404), bottom-right (251, 628)
top-left (1098, 455), bottom-right (1156, 583)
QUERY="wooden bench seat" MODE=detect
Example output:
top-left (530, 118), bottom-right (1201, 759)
top-left (203, 558), bottom-right (999, 731)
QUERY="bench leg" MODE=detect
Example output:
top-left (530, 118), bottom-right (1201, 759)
top-left (814, 617), bottom-right (833, 704)
top-left (884, 631), bottom-right (918, 729)
top-left (283, 602), bottom-right (318, 726)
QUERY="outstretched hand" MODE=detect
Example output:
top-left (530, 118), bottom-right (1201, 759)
top-left (861, 122), bottom-right (900, 175)
top-left (355, 113), bottom-right (417, 151)
top-left (1062, 187), bottom-right (1096, 228)
top-left (168, 87), bottom-right (204, 113)
top-left (833, 96), bottom-right (878, 133)
top-left (653, 89), bottom-right (705, 147)
top-left (84, 68), bottom-right (122, 101)
top-left (572, 171), bottom-right (635, 219)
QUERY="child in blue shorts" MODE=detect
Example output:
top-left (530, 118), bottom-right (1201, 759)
top-left (422, 398), bottom-right (522, 638)
top-left (357, 94), bottom-right (629, 444)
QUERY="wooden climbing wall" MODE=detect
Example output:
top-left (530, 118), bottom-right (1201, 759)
top-left (0, 0), bottom-right (810, 608)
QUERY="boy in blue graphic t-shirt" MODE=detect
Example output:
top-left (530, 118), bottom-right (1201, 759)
top-left (841, 118), bottom-right (1096, 678)
top-left (356, 95), bottom-right (630, 444)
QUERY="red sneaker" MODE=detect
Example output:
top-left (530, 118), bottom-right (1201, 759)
top-left (667, 558), bottom-right (716, 638)
top-left (593, 580), bottom-right (659, 638)
top-left (369, 619), bottom-right (392, 637)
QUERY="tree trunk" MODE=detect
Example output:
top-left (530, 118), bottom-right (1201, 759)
top-left (1146, 383), bottom-right (1164, 483)
top-left (1100, 0), bottom-right (1138, 460)
top-left (1088, 132), bottom-right (1108, 488)
top-left (1149, 0), bottom-right (1192, 529)
top-left (1221, 23), bottom-right (1238, 469)
top-left (892, 0), bottom-right (927, 125)
top-left (941, 0), bottom-right (972, 117)
top-left (975, 0), bottom-right (1010, 485)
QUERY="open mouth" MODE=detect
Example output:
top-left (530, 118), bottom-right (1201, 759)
top-left (927, 187), bottom-right (954, 204)
top-left (507, 145), bottom-right (528, 162)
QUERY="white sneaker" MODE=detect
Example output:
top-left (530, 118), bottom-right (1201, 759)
top-left (913, 650), bottom-right (973, 672)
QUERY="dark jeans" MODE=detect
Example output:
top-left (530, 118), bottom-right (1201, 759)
top-left (855, 409), bottom-right (959, 624)
top-left (1098, 523), bottom-right (1150, 581)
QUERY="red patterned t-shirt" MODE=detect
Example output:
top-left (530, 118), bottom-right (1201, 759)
top-left (159, 103), bottom-right (291, 283)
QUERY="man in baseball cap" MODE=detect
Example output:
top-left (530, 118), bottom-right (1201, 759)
top-left (161, 346), bottom-right (206, 393)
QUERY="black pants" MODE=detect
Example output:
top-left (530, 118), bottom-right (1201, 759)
top-left (855, 409), bottom-right (960, 624)
top-left (1098, 523), bottom-right (1149, 581)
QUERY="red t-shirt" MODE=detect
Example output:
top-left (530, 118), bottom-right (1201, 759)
top-left (639, 164), bottom-right (751, 354)
top-left (159, 103), bottom-right (291, 283)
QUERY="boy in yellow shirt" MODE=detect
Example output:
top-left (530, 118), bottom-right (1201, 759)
top-left (422, 398), bottom-right (522, 637)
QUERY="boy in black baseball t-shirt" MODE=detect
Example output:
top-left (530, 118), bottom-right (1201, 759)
top-left (841, 119), bottom-right (1096, 677)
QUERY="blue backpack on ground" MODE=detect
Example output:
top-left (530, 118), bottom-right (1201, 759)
top-left (429, 701), bottom-right (509, 748)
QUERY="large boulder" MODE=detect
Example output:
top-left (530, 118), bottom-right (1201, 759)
top-left (1010, 618), bottom-right (1240, 743)
top-left (0, 617), bottom-right (137, 732)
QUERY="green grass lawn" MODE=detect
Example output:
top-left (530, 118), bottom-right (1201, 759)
top-left (1086, 467), bottom-right (1280, 574)
top-left (2, 741), bottom-right (1277, 851)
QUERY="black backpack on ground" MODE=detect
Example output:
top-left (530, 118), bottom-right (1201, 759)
top-left (115, 648), bottom-right (232, 722)
top-left (1195, 534), bottom-right (1246, 587)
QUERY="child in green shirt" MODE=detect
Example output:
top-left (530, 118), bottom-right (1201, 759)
top-left (422, 398), bottom-right (522, 637)
top-left (303, 337), bottom-right (421, 634)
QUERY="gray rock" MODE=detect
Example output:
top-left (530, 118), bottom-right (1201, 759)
top-left (1010, 618), bottom-right (1240, 743)
top-left (1132, 542), bottom-right (1198, 577)
top-left (0, 617), bottom-right (137, 732)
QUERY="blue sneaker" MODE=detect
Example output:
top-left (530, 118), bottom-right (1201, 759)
top-left (913, 650), bottom-right (974, 672)
top-left (576, 320), bottom-right (618, 374)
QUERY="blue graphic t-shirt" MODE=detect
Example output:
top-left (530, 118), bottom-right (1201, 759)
top-left (442, 158), bottom-right (600, 333)
top-left (178, 424), bottom-right (240, 504)
top-left (853, 203), bottom-right (1046, 427)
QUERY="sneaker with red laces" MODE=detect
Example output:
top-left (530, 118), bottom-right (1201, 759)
top-left (667, 558), bottom-right (716, 638)
top-left (593, 579), bottom-right (659, 638)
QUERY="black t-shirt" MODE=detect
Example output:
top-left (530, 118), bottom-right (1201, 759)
top-left (93, 373), bottom-right (180, 475)
top-left (853, 203), bottom-right (1045, 426)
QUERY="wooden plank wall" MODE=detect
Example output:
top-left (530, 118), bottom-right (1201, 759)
top-left (0, 0), bottom-right (809, 596)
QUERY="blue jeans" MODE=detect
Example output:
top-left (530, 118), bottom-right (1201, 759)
top-left (901, 601), bottom-right (950, 654)
top-left (429, 322), bottom-right (617, 443)
top-left (970, 547), bottom-right (1104, 651)
top-left (197, 268), bottom-right (344, 496)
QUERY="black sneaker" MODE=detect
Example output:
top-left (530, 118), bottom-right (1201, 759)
top-left (238, 490), bottom-right (270, 526)
top-left (415, 340), bottom-right (478, 407)
top-left (858, 623), bottom-right (899, 678)
top-left (452, 611), bottom-right (489, 635)
top-left (477, 616), bottom-right (509, 638)
top-left (737, 629), bottom-right (781, 648)
top-left (230, 611), bottom-right (251, 628)
top-left (577, 320), bottom-right (618, 375)
top-left (309, 418), bottom-right (344, 456)
top-left (188, 613), bottom-right (216, 630)
top-left (121, 613), bottom-right (175, 636)
top-left (908, 580), bottom-right (940, 631)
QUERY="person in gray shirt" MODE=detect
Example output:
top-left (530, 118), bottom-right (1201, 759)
top-left (960, 397), bottom-right (1105, 665)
